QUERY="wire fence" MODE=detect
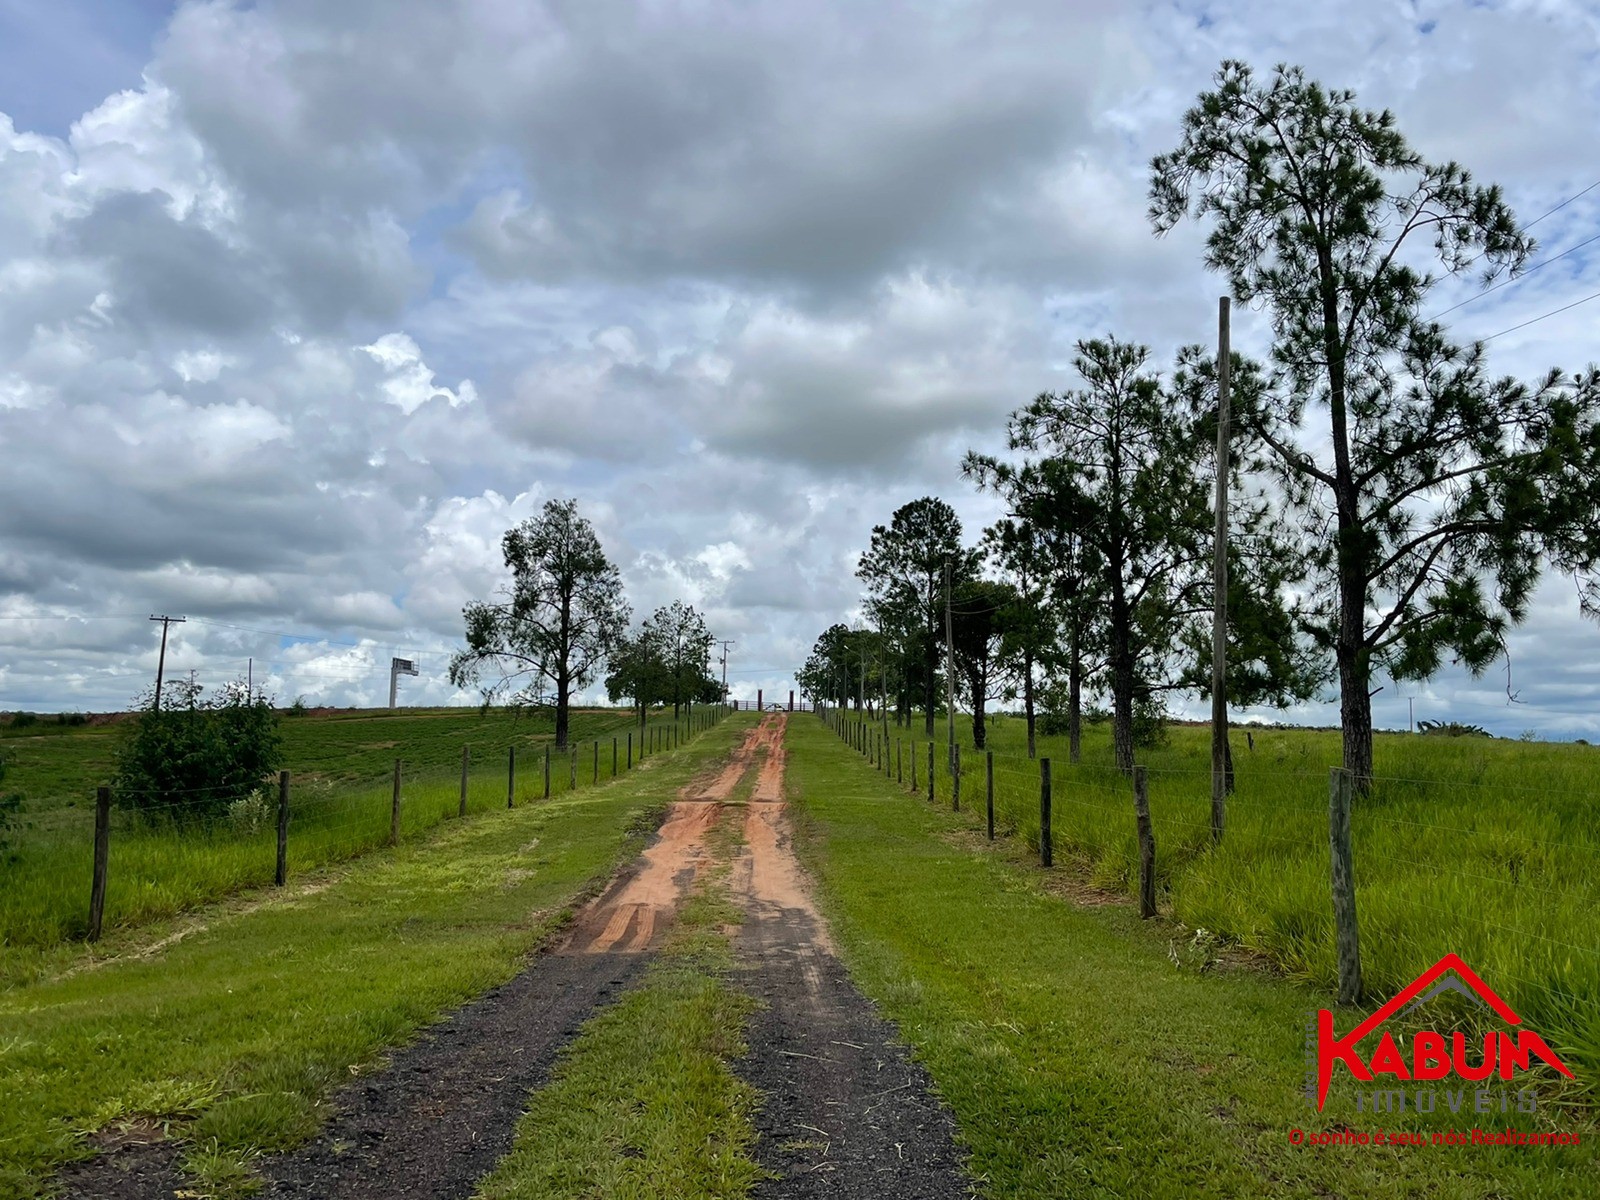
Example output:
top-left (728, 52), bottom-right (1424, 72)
top-left (0, 705), bottom-right (735, 960)
top-left (817, 704), bottom-right (1600, 1087)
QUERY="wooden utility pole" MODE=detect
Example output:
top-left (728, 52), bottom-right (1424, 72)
top-left (148, 614), bottom-right (185, 710)
top-left (944, 558), bottom-right (956, 772)
top-left (718, 640), bottom-right (735, 703)
top-left (1211, 295), bottom-right (1232, 844)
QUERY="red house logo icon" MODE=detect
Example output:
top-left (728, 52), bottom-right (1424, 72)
top-left (1315, 954), bottom-right (1573, 1110)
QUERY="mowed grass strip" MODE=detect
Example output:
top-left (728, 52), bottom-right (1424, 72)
top-left (476, 753), bottom-right (766, 1200)
top-left (1, 706), bottom-right (723, 974)
top-left (0, 715), bottom-right (751, 1200)
top-left (787, 716), bottom-right (1598, 1200)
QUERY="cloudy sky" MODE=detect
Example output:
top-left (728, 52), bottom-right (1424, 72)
top-left (2, 0), bottom-right (1598, 737)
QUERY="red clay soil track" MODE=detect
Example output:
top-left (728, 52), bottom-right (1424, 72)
top-left (52, 742), bottom-right (747, 1200)
top-left (730, 714), bottom-right (971, 1198)
top-left (51, 718), bottom-right (971, 1199)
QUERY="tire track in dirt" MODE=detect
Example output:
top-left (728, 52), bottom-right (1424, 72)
top-left (730, 714), bottom-right (971, 1198)
top-left (52, 733), bottom-right (762, 1200)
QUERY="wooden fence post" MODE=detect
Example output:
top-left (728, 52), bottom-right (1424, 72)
top-left (593, 740), bottom-right (599, 785)
top-left (897, 738), bottom-right (903, 785)
top-left (911, 741), bottom-right (918, 792)
top-left (1133, 765), bottom-right (1156, 918)
top-left (627, 732), bottom-right (633, 770)
top-left (986, 751), bottom-right (994, 841)
top-left (570, 746), bottom-right (577, 790)
top-left (952, 743), bottom-right (961, 812)
top-left (544, 746), bottom-right (551, 799)
top-left (88, 786), bottom-right (111, 942)
top-left (507, 745), bottom-right (516, 809)
top-left (1330, 768), bottom-right (1363, 1005)
top-left (927, 742), bottom-right (935, 805)
top-left (613, 737), bottom-right (618, 778)
top-left (1039, 758), bottom-right (1052, 868)
top-left (390, 759), bottom-right (402, 846)
top-left (276, 770), bottom-right (290, 886)
top-left (459, 746), bottom-right (469, 817)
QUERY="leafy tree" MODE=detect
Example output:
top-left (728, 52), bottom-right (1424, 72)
top-left (112, 679), bottom-right (282, 821)
top-left (798, 623), bottom-right (893, 716)
top-left (449, 498), bottom-right (630, 749)
top-left (968, 339), bottom-right (1216, 771)
top-left (950, 578), bottom-right (1018, 750)
top-left (1150, 60), bottom-right (1600, 786)
top-left (983, 518), bottom-right (1063, 758)
top-left (857, 498), bottom-right (978, 735)
top-left (797, 623), bottom-right (854, 707)
top-left (642, 601), bottom-right (714, 718)
top-left (605, 628), bottom-right (669, 724)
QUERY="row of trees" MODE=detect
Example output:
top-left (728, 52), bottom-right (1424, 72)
top-left (448, 499), bottom-right (722, 748)
top-left (803, 60), bottom-right (1600, 788)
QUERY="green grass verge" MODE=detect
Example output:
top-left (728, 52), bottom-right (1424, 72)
top-left (791, 715), bottom-right (1598, 1199)
top-left (837, 711), bottom-right (1600, 1096)
top-left (0, 713), bottom-right (754, 1200)
top-left (1, 707), bottom-right (725, 973)
top-left (475, 758), bottom-right (766, 1200)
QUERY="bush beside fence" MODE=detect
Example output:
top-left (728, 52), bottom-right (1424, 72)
top-left (1, 705), bottom-right (733, 973)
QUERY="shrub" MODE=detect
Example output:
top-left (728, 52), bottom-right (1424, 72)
top-left (56, 711), bottom-right (87, 727)
top-left (9, 712), bottom-right (38, 729)
top-left (287, 696), bottom-right (310, 718)
top-left (113, 680), bottom-right (283, 822)
top-left (1416, 719), bottom-right (1492, 738)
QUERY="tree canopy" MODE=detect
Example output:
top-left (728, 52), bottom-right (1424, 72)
top-left (1151, 60), bottom-right (1600, 784)
top-left (449, 498), bottom-right (630, 748)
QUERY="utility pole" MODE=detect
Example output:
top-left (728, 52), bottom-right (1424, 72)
top-left (148, 614), bottom-right (185, 711)
top-left (717, 640), bottom-right (735, 703)
top-left (1211, 296), bottom-right (1232, 844)
top-left (1409, 695), bottom-right (1415, 733)
top-left (944, 557), bottom-right (956, 772)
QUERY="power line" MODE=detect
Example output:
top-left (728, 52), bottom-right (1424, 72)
top-left (1521, 178), bottom-right (1600, 232)
top-left (1432, 230), bottom-right (1600, 320)
top-left (1479, 287), bottom-right (1600, 343)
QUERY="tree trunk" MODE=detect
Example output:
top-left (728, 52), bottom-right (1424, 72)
top-left (1109, 586), bottom-right (1135, 774)
top-left (555, 673), bottom-right (570, 750)
top-left (968, 669), bottom-right (986, 750)
top-left (1337, 634), bottom-right (1374, 791)
top-left (923, 632), bottom-right (937, 737)
top-left (1023, 649), bottom-right (1036, 759)
top-left (1068, 622), bottom-right (1082, 764)
top-left (1110, 656), bottom-right (1134, 774)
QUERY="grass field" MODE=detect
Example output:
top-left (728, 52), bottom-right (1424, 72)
top-left (0, 704), bottom-right (696, 809)
top-left (789, 715), bottom-right (1598, 1198)
top-left (0, 713), bottom-right (750, 1200)
top-left (829, 708), bottom-right (1600, 1102)
top-left (0, 705), bottom-right (722, 981)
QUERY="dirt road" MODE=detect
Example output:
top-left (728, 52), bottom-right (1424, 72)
top-left (728, 716), bottom-right (969, 1198)
top-left (58, 716), bottom-right (967, 1199)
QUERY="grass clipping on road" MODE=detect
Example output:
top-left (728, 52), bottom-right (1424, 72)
top-left (0, 717), bottom-right (753, 1200)
top-left (786, 716), bottom-right (1599, 1200)
top-left (476, 805), bottom-right (766, 1200)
